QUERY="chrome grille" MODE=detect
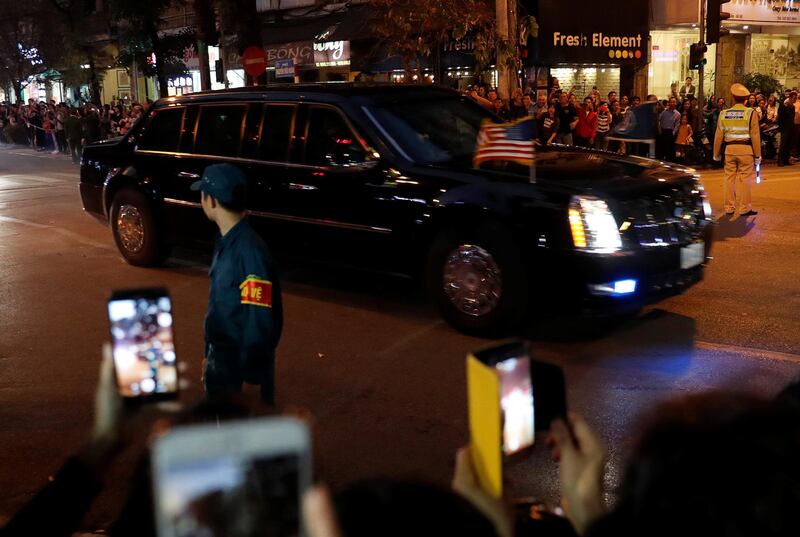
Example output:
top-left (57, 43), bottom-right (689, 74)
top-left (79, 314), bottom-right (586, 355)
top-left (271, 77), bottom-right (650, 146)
top-left (619, 184), bottom-right (706, 248)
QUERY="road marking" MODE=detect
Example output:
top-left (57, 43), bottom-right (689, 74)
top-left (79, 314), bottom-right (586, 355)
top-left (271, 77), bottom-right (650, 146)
top-left (695, 340), bottom-right (800, 363)
top-left (378, 320), bottom-right (447, 357)
top-left (168, 257), bottom-right (209, 273)
top-left (0, 215), bottom-right (112, 250)
top-left (5, 150), bottom-right (71, 160)
top-left (0, 174), bottom-right (66, 185)
top-left (0, 215), bottom-right (50, 229)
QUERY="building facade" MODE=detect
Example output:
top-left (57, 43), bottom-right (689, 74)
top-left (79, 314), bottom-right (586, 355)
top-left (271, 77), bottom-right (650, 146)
top-left (651, 0), bottom-right (800, 101)
top-left (526, 0), bottom-right (650, 99)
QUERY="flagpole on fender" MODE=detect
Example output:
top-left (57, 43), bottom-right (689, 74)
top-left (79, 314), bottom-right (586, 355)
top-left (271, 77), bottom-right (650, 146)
top-left (530, 132), bottom-right (537, 184)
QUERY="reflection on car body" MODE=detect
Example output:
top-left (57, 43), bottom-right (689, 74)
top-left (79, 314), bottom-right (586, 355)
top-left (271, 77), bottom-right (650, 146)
top-left (79, 84), bottom-right (714, 335)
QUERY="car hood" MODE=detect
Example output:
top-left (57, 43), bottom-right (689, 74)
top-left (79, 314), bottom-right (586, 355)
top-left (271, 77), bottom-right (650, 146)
top-left (525, 147), bottom-right (698, 194)
top-left (424, 146), bottom-right (699, 198)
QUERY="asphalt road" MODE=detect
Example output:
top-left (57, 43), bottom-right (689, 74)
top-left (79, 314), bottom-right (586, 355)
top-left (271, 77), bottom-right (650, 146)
top-left (1, 146), bottom-right (799, 531)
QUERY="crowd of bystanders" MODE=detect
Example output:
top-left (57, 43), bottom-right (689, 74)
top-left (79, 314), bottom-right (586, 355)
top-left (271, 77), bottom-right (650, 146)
top-left (0, 99), bottom-right (149, 163)
top-left (0, 345), bottom-right (798, 537)
top-left (466, 76), bottom-right (800, 167)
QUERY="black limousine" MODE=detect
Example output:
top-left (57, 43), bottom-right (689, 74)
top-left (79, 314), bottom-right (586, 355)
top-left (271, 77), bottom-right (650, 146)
top-left (79, 84), bottom-right (714, 335)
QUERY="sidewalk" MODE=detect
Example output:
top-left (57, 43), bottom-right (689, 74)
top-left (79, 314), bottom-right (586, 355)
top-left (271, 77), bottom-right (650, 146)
top-left (0, 143), bottom-right (76, 162)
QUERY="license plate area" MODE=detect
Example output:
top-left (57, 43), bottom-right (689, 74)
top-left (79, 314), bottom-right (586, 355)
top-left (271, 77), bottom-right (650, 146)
top-left (680, 242), bottom-right (705, 269)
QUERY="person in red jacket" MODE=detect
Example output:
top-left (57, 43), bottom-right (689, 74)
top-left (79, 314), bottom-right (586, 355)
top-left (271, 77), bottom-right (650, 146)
top-left (574, 96), bottom-right (598, 148)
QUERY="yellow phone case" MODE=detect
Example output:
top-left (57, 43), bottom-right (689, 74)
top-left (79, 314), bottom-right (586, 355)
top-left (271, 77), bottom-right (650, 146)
top-left (467, 353), bottom-right (503, 498)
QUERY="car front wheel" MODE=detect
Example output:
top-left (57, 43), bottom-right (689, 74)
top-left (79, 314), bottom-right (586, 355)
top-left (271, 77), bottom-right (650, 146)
top-left (426, 225), bottom-right (528, 336)
top-left (110, 188), bottom-right (171, 266)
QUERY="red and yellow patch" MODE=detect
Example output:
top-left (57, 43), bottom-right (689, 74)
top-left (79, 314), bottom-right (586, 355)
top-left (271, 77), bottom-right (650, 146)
top-left (240, 275), bottom-right (273, 307)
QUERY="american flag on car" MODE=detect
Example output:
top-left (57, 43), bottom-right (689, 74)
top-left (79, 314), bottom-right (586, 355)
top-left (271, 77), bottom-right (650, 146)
top-left (473, 117), bottom-right (536, 167)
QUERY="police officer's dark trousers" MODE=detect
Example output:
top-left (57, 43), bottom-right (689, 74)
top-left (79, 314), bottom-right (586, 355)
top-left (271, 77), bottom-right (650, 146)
top-left (204, 344), bottom-right (275, 405)
top-left (779, 125), bottom-right (794, 165)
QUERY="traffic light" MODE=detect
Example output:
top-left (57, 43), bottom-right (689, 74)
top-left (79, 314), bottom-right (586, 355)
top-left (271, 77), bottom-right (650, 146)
top-left (690, 42), bottom-right (708, 70)
top-left (214, 59), bottom-right (223, 83)
top-left (707, 0), bottom-right (731, 44)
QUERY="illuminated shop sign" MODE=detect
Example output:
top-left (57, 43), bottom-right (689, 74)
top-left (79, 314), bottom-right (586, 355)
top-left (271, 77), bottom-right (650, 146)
top-left (538, 0), bottom-right (648, 64)
top-left (552, 32), bottom-right (645, 60)
top-left (266, 41), bottom-right (313, 66)
top-left (313, 40), bottom-right (350, 67)
top-left (265, 41), bottom-right (350, 68)
top-left (729, 0), bottom-right (800, 25)
top-left (652, 49), bottom-right (679, 63)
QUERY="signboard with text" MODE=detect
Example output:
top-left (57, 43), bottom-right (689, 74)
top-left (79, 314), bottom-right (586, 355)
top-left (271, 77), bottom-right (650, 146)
top-left (728, 0), bottom-right (800, 25)
top-left (266, 41), bottom-right (314, 67)
top-left (313, 41), bottom-right (350, 67)
top-left (537, 0), bottom-right (649, 64)
top-left (265, 41), bottom-right (351, 68)
top-left (276, 59), bottom-right (295, 78)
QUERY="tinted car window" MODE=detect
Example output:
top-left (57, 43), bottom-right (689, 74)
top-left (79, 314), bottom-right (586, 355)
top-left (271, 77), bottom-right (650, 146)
top-left (305, 107), bottom-right (367, 166)
top-left (178, 107), bottom-right (199, 153)
top-left (367, 97), bottom-right (494, 166)
top-left (138, 107), bottom-right (185, 152)
top-left (259, 105), bottom-right (295, 162)
top-left (195, 105), bottom-right (246, 157)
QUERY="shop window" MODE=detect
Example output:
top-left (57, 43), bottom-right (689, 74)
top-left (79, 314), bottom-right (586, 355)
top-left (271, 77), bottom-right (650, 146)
top-left (305, 108), bottom-right (366, 167)
top-left (167, 76), bottom-right (194, 97)
top-left (259, 105), bottom-right (295, 162)
top-left (138, 108), bottom-right (185, 152)
top-left (195, 106), bottom-right (246, 157)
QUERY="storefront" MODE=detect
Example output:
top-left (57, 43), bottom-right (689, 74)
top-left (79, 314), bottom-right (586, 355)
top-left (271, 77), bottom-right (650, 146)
top-left (263, 39), bottom-right (352, 82)
top-left (531, 0), bottom-right (650, 97)
top-left (350, 32), bottom-right (499, 89)
top-left (648, 30), bottom-right (718, 100)
top-left (726, 1), bottom-right (800, 92)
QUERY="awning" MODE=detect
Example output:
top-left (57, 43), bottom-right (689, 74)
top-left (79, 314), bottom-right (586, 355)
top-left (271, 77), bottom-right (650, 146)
top-left (326, 5), bottom-right (377, 41)
top-left (260, 5), bottom-right (377, 45)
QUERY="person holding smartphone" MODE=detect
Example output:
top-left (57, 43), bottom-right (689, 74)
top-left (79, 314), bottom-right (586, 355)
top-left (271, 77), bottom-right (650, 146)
top-left (191, 163), bottom-right (283, 405)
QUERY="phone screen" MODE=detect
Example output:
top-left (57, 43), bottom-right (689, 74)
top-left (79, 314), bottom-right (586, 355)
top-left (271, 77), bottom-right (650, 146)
top-left (160, 453), bottom-right (301, 537)
top-left (497, 355), bottom-right (535, 455)
top-left (108, 291), bottom-right (177, 398)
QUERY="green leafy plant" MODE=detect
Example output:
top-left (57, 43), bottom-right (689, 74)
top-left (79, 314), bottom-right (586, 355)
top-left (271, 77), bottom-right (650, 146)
top-left (742, 72), bottom-right (782, 97)
top-left (369, 0), bottom-right (537, 89)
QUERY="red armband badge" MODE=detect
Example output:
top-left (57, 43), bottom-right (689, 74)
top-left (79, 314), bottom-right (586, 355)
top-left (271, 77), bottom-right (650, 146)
top-left (240, 275), bottom-right (273, 307)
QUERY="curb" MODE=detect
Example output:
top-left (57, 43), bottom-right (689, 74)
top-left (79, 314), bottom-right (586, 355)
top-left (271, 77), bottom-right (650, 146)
top-left (0, 144), bottom-right (73, 159)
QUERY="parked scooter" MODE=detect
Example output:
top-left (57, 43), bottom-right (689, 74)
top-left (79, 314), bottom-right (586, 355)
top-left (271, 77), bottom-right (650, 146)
top-left (683, 126), bottom-right (714, 167)
top-left (761, 123), bottom-right (779, 160)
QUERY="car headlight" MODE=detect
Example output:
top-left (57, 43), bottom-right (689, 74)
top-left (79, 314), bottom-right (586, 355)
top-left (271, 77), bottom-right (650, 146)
top-left (568, 196), bottom-right (622, 253)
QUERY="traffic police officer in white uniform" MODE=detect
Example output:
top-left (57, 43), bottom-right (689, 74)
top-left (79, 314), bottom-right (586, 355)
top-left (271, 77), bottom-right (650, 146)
top-left (713, 83), bottom-right (761, 217)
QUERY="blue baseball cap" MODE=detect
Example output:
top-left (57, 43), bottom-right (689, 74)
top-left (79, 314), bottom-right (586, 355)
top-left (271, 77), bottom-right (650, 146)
top-left (190, 163), bottom-right (246, 204)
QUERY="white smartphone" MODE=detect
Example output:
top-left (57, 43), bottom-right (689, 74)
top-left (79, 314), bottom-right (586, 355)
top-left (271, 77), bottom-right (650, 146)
top-left (151, 417), bottom-right (312, 537)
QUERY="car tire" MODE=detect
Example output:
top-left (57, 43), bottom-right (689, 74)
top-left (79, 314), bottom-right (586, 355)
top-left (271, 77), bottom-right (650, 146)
top-left (426, 223), bottom-right (528, 337)
top-left (110, 188), bottom-right (171, 266)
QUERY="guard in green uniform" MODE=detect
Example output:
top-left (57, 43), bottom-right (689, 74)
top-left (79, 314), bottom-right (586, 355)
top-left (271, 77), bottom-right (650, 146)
top-left (713, 83), bottom-right (761, 217)
top-left (191, 164), bottom-right (283, 405)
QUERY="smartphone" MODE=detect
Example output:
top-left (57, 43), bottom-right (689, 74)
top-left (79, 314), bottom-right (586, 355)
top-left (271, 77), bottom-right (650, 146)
top-left (108, 288), bottom-right (178, 401)
top-left (152, 417), bottom-right (312, 537)
top-left (496, 353), bottom-right (535, 455)
top-left (467, 340), bottom-right (567, 497)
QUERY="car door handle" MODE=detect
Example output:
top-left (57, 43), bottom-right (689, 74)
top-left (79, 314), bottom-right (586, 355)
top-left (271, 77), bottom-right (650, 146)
top-left (288, 183), bottom-right (318, 191)
top-left (178, 171), bottom-right (200, 179)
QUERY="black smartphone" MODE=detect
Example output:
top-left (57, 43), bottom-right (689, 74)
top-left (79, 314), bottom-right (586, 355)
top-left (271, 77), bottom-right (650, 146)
top-left (108, 287), bottom-right (178, 402)
top-left (473, 340), bottom-right (567, 455)
top-left (529, 359), bottom-right (568, 433)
